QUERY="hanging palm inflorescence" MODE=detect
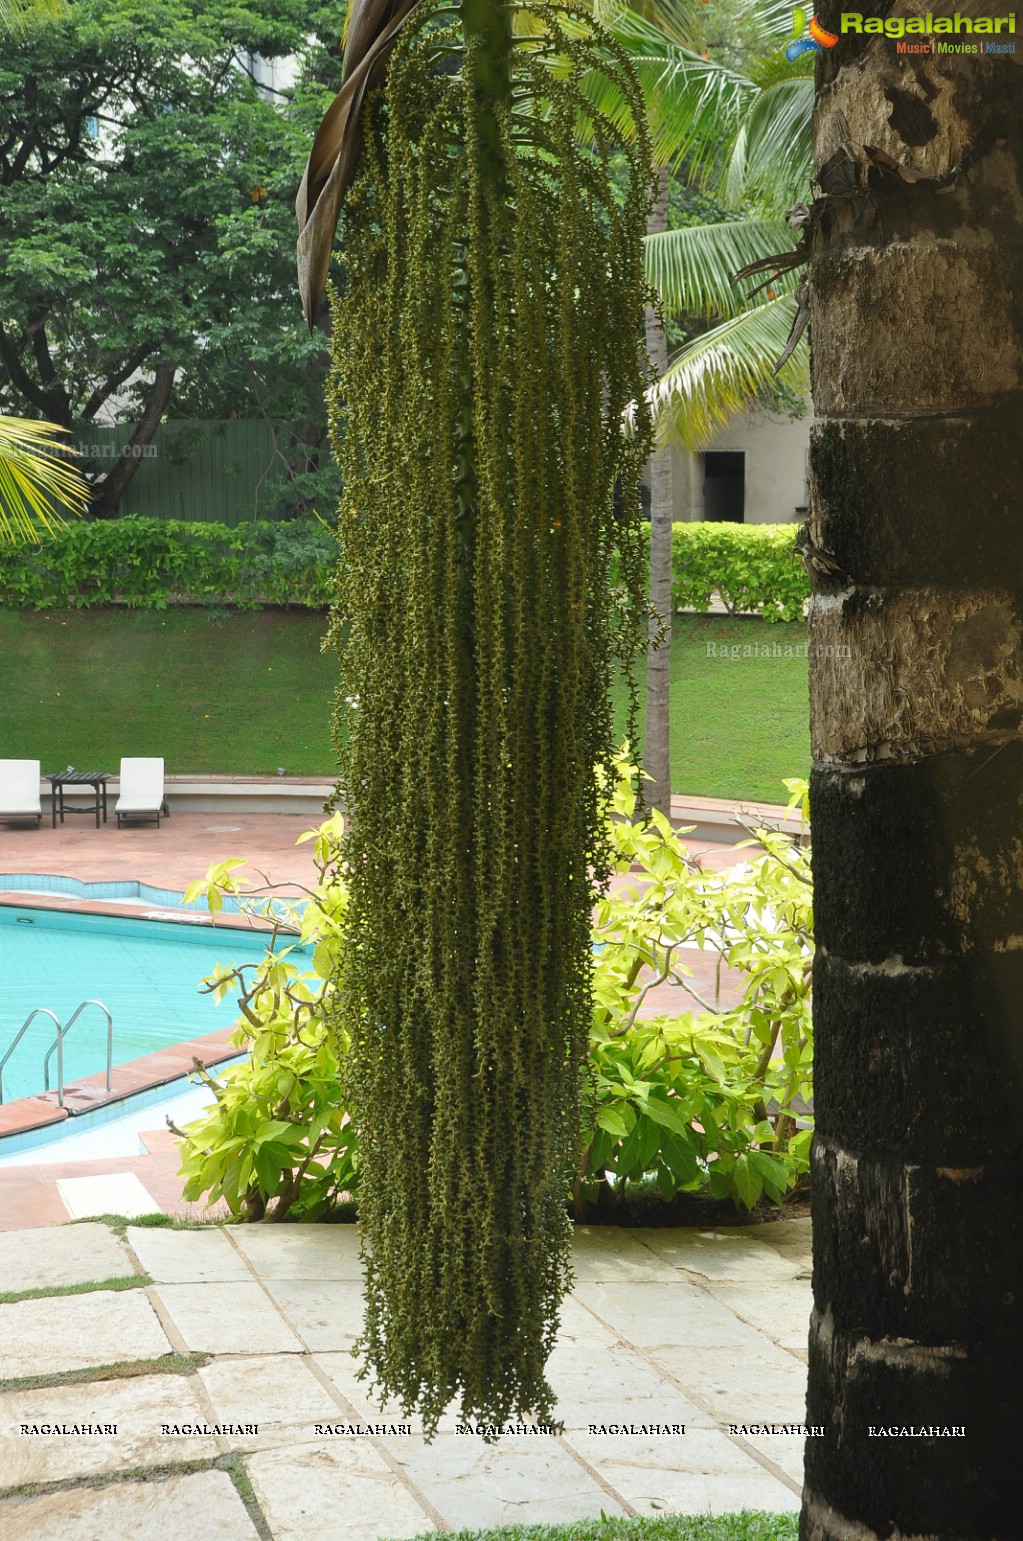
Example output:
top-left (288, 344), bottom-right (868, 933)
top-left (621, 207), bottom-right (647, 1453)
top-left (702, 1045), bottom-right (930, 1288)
top-left (299, 1), bottom-right (653, 1435)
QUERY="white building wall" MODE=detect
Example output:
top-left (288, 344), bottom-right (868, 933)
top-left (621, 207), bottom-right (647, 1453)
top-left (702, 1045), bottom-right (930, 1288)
top-left (671, 401), bottom-right (813, 525)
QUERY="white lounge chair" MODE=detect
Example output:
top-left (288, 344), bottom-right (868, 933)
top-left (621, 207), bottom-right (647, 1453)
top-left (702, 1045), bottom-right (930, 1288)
top-left (0, 759), bottom-right (42, 825)
top-left (115, 757), bottom-right (167, 828)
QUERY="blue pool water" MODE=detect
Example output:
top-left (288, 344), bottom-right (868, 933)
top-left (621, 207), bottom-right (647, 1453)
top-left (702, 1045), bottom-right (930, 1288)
top-left (0, 905), bottom-right (303, 1104)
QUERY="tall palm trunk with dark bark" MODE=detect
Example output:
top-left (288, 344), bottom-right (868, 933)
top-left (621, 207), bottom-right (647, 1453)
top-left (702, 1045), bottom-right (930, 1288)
top-left (802, 10), bottom-right (1022, 1539)
top-left (644, 164), bottom-right (673, 820)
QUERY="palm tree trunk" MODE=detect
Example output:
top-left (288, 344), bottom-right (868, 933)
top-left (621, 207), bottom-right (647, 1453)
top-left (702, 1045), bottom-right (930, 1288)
top-left (644, 163), bottom-right (673, 819)
top-left (802, 28), bottom-right (1023, 1541)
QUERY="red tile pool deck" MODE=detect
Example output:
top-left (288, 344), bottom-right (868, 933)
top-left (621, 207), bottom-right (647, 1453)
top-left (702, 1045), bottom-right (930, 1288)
top-left (0, 799), bottom-right (784, 1229)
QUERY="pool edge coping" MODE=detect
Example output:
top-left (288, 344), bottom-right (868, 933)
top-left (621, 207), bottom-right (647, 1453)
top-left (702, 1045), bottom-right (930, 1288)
top-left (0, 1024), bottom-right (241, 1141)
top-left (0, 893), bottom-right (291, 1145)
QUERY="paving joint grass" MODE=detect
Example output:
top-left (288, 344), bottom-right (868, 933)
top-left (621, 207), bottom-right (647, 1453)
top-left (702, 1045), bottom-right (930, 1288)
top-left (68, 1212), bottom-right (227, 1235)
top-left (220, 1451), bottom-right (274, 1541)
top-left (0, 1451), bottom-right (271, 1531)
top-left (0, 1351), bottom-right (209, 1396)
top-left (402, 1516), bottom-right (800, 1541)
top-left (0, 1274), bottom-right (151, 1305)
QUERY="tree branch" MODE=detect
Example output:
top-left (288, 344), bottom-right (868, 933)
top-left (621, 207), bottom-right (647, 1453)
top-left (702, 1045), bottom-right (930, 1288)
top-left (90, 359), bottom-right (175, 516)
top-left (79, 345), bottom-right (153, 422)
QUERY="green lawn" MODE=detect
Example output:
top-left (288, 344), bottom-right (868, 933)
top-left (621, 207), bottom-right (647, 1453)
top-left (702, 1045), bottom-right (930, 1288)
top-left (408, 1516), bottom-right (799, 1541)
top-left (614, 615), bottom-right (809, 803)
top-left (0, 608), bottom-right (339, 777)
top-left (0, 610), bottom-right (809, 798)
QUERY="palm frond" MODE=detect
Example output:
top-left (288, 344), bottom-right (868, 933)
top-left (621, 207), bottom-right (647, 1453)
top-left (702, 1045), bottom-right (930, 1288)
top-left (723, 75), bottom-right (814, 210)
top-left (0, 0), bottom-right (68, 30)
top-left (592, 10), bottom-right (755, 175)
top-left (0, 417), bottom-right (88, 542)
top-left (296, 0), bottom-right (424, 325)
top-left (645, 216), bottom-right (797, 317)
top-left (732, 0), bottom-right (802, 54)
top-left (594, 0), bottom-right (706, 52)
top-left (648, 296), bottom-right (809, 450)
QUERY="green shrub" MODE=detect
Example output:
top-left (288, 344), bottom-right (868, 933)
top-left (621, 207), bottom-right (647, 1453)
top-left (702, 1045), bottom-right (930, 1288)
top-left (174, 763), bottom-right (814, 1221)
top-left (171, 817), bottom-right (357, 1222)
top-left (0, 516), bottom-right (805, 621)
top-left (0, 515), bottom-right (336, 610)
top-left (581, 756), bottom-right (813, 1213)
top-left (671, 523), bottom-right (808, 622)
top-left (610, 521), bottom-right (808, 624)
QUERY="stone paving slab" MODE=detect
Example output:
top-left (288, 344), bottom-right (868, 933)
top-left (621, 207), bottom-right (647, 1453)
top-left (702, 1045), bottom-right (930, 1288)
top-left (0, 1468), bottom-right (260, 1541)
top-left (260, 1278), bottom-right (366, 1352)
top-left (389, 1432), bottom-right (629, 1531)
top-left (126, 1225), bottom-right (254, 1283)
top-left (246, 1439), bottom-right (435, 1541)
top-left (730, 1429), bottom-right (806, 1485)
top-left (568, 1227), bottom-right (680, 1282)
top-left (0, 1373), bottom-right (220, 1486)
top-left (55, 1172), bottom-right (160, 1221)
top-left (153, 1282), bottom-right (306, 1356)
top-left (572, 1277), bottom-right (777, 1351)
top-left (0, 1222), bottom-right (135, 1291)
top-left (633, 1228), bottom-right (804, 1282)
top-left (198, 1354), bottom-right (351, 1451)
top-left (0, 1220), bottom-right (812, 1537)
top-left (546, 1298), bottom-right (713, 1431)
top-left (652, 1341), bottom-right (811, 1429)
top-left (702, 1278), bottom-right (813, 1359)
top-left (313, 1351), bottom-right (429, 1435)
top-left (227, 1223), bottom-right (363, 1280)
top-left (738, 1218), bottom-right (812, 1258)
top-left (562, 1426), bottom-right (798, 1512)
top-left (1, 1288), bottom-right (172, 1380)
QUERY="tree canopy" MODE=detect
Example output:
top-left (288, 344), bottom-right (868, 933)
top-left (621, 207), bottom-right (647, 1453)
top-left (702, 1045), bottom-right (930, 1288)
top-left (0, 0), bottom-right (341, 516)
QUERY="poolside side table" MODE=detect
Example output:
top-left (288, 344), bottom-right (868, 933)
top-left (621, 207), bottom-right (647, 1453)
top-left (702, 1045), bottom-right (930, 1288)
top-left (46, 771), bottom-right (111, 829)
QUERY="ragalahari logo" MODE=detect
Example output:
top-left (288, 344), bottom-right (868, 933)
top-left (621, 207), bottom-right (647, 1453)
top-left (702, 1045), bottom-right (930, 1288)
top-left (786, 7), bottom-right (840, 57)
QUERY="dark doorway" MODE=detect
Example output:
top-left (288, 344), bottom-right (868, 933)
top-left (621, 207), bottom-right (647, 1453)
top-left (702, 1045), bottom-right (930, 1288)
top-left (703, 451), bottom-right (745, 522)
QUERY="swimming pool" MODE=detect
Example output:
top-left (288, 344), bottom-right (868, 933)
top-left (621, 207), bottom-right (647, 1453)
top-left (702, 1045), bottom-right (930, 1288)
top-left (0, 905), bottom-right (301, 1104)
top-left (0, 871), bottom-right (300, 918)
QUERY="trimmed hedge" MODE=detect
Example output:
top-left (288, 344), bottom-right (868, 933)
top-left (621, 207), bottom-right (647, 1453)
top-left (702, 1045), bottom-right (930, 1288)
top-left (670, 521), bottom-right (808, 622)
top-left (0, 516), bottom-right (337, 610)
top-left (0, 515), bottom-right (807, 618)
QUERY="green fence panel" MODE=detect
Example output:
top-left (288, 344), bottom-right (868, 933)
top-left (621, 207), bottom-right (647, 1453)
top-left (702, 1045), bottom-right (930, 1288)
top-left (74, 419), bottom-right (281, 526)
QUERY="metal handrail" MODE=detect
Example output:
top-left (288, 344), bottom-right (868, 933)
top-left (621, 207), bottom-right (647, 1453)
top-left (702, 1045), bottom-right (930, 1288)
top-left (0, 1008), bottom-right (62, 1105)
top-left (43, 1001), bottom-right (113, 1108)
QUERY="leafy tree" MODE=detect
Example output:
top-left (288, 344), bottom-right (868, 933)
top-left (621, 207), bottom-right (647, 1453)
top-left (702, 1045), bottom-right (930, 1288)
top-left (803, 10), bottom-right (1022, 1536)
top-left (0, 0), bottom-right (338, 517)
top-left (0, 0), bottom-right (87, 539)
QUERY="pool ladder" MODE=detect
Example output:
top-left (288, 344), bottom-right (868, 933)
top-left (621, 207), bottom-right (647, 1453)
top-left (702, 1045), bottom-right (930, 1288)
top-left (0, 1001), bottom-right (113, 1108)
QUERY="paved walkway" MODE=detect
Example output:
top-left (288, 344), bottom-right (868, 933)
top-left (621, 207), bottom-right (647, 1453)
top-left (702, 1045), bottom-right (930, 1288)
top-left (0, 810), bottom-right (324, 900)
top-left (0, 800), bottom-right (774, 898)
top-left (0, 1218), bottom-right (810, 1540)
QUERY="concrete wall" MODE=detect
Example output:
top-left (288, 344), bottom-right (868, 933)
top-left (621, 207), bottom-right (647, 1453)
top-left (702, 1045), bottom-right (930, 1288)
top-left (671, 401), bottom-right (814, 525)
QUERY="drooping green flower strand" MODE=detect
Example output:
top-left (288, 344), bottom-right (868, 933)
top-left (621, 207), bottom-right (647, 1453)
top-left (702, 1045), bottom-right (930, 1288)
top-left (326, 2), bottom-right (654, 1437)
